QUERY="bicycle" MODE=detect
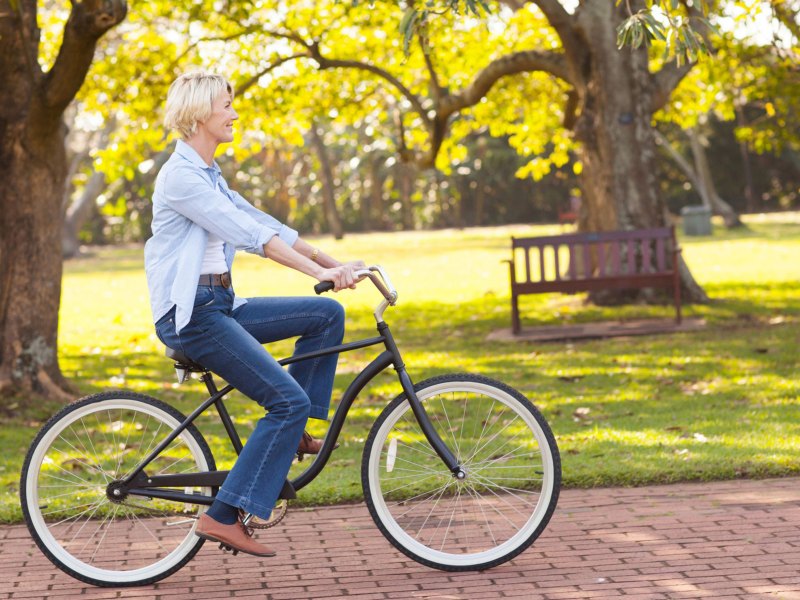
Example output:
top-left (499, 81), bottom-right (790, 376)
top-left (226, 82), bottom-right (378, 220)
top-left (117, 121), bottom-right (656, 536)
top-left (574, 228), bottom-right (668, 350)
top-left (20, 266), bottom-right (561, 587)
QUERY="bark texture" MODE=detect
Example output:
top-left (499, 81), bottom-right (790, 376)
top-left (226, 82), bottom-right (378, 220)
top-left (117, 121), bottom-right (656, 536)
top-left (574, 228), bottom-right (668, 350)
top-left (559, 0), bottom-right (707, 302)
top-left (0, 0), bottom-right (126, 404)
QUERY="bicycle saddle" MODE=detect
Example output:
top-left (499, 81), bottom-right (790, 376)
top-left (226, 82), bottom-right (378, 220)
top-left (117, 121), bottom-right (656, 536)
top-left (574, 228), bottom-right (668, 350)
top-left (165, 347), bottom-right (207, 373)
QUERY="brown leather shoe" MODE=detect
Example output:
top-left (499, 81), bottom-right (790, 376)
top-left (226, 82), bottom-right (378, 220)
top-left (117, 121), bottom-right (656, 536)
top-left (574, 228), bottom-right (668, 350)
top-left (195, 513), bottom-right (276, 557)
top-left (297, 430), bottom-right (324, 455)
top-left (296, 430), bottom-right (340, 459)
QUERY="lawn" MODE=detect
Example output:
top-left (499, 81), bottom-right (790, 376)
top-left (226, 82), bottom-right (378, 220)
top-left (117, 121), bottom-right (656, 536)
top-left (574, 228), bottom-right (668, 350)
top-left (2, 212), bottom-right (799, 522)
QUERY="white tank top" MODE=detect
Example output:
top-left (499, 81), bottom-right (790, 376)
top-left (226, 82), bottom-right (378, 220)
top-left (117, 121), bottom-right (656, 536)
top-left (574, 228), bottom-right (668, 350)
top-left (200, 232), bottom-right (227, 274)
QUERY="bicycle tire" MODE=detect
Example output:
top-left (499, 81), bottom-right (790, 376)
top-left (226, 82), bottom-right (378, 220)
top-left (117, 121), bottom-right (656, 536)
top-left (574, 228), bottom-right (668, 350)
top-left (20, 390), bottom-right (216, 587)
top-left (362, 373), bottom-right (560, 571)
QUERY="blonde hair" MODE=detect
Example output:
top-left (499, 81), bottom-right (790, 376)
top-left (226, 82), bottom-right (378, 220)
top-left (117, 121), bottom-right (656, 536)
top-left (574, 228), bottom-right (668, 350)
top-left (163, 71), bottom-right (234, 139)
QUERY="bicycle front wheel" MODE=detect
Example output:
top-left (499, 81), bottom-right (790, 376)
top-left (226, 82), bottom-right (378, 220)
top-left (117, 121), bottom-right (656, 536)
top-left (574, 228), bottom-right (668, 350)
top-left (362, 374), bottom-right (560, 571)
top-left (20, 391), bottom-right (215, 587)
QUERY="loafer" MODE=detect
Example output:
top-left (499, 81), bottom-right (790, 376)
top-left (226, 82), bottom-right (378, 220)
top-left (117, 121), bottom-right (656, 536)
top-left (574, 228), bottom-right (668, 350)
top-left (195, 513), bottom-right (276, 557)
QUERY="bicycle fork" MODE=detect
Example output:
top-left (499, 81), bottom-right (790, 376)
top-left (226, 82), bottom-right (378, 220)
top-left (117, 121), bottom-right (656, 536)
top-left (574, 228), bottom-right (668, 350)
top-left (378, 322), bottom-right (466, 480)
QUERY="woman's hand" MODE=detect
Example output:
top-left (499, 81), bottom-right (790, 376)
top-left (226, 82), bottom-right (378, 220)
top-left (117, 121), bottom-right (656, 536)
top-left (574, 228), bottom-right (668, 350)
top-left (317, 262), bottom-right (366, 291)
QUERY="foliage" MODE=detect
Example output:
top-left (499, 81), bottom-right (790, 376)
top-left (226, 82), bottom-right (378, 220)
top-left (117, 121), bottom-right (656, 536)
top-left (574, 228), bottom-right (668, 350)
top-left (50, 0), bottom-right (798, 244)
top-left (2, 213), bottom-right (799, 521)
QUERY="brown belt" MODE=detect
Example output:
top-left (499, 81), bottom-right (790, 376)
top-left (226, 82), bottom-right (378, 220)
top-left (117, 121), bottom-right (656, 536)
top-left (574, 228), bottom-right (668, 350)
top-left (198, 272), bottom-right (232, 288)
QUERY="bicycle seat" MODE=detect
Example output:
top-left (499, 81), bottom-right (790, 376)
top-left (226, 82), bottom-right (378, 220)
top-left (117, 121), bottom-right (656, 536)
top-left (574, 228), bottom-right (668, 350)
top-left (165, 347), bottom-right (208, 373)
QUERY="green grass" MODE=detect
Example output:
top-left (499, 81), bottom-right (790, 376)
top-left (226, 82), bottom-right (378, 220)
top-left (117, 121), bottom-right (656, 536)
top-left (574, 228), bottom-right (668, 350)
top-left (2, 212), bottom-right (799, 522)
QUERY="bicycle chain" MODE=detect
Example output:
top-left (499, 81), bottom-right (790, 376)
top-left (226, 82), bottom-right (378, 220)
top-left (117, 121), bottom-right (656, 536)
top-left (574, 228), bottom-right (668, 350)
top-left (239, 499), bottom-right (288, 529)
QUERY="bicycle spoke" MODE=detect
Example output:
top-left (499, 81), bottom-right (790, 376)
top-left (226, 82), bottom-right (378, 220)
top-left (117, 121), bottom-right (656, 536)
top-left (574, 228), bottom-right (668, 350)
top-left (80, 418), bottom-right (110, 483)
top-left (106, 410), bottom-right (121, 479)
top-left (47, 443), bottom-right (109, 481)
top-left (24, 394), bottom-right (214, 584)
top-left (463, 484), bottom-right (497, 548)
top-left (463, 413), bottom-right (523, 466)
top-left (415, 479), bottom-right (456, 539)
top-left (66, 499), bottom-right (107, 546)
top-left (438, 393), bottom-right (461, 460)
top-left (387, 454), bottom-right (443, 475)
top-left (469, 473), bottom-right (540, 514)
top-left (75, 506), bottom-right (115, 562)
top-left (381, 472), bottom-right (441, 497)
top-left (366, 377), bottom-right (559, 569)
top-left (394, 439), bottom-right (439, 460)
top-left (390, 479), bottom-right (453, 516)
top-left (463, 479), bottom-right (523, 531)
top-left (119, 505), bottom-right (173, 556)
top-left (113, 410), bottom-right (138, 478)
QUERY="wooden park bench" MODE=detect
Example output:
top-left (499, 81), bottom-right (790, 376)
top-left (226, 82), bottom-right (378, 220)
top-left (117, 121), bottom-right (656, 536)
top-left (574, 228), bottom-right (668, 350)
top-left (505, 227), bottom-right (682, 334)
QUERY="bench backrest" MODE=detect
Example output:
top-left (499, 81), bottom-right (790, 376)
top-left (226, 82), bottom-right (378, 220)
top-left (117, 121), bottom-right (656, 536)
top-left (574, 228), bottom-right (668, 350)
top-left (511, 227), bottom-right (678, 294)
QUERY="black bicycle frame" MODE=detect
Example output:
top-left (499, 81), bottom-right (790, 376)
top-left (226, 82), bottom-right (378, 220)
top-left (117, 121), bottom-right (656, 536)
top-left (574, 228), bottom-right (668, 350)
top-left (120, 321), bottom-right (461, 506)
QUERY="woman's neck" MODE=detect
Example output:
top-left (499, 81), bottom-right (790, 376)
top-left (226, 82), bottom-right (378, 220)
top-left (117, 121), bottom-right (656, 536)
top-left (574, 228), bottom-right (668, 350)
top-left (185, 133), bottom-right (218, 167)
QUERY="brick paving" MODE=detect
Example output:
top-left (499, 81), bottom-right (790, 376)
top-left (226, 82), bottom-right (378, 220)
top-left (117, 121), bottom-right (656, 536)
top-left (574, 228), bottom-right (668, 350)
top-left (2, 477), bottom-right (799, 599)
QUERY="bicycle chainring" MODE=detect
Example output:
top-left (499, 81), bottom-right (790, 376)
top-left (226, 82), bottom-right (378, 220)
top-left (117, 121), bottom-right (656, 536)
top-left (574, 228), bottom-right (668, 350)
top-left (239, 499), bottom-right (288, 529)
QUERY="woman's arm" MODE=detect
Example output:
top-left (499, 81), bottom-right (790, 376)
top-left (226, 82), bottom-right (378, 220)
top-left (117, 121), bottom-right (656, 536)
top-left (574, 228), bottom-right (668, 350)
top-left (290, 237), bottom-right (366, 271)
top-left (263, 236), bottom-right (364, 291)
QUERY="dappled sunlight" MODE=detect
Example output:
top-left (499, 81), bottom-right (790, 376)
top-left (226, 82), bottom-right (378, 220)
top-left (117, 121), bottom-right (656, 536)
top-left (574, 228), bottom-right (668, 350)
top-left (3, 222), bottom-right (796, 521)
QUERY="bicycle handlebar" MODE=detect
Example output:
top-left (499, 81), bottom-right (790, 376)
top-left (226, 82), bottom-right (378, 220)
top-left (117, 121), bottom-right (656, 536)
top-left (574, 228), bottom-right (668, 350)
top-left (313, 281), bottom-right (335, 294)
top-left (314, 266), bottom-right (398, 321)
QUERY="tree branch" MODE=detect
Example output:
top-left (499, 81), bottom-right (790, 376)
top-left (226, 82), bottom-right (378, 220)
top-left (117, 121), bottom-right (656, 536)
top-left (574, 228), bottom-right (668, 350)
top-left (773, 2), bottom-right (800, 43)
top-left (420, 34), bottom-right (444, 105)
top-left (651, 60), bottom-right (694, 113)
top-left (43, 0), bottom-right (127, 112)
top-left (237, 54), bottom-right (308, 95)
top-left (501, 0), bottom-right (586, 84)
top-left (530, 0), bottom-right (585, 68)
top-left (307, 43), bottom-right (432, 127)
top-left (438, 49), bottom-right (570, 117)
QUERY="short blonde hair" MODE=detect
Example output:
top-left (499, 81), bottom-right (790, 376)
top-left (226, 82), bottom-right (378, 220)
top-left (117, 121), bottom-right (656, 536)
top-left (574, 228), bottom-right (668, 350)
top-left (163, 71), bottom-right (234, 139)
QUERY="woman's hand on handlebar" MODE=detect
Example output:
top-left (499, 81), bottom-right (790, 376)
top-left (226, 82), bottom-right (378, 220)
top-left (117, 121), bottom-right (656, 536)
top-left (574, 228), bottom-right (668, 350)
top-left (318, 261), bottom-right (366, 292)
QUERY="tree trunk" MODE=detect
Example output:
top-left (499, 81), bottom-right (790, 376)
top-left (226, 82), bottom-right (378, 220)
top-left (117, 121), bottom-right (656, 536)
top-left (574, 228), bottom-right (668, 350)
top-left (308, 124), bottom-right (344, 239)
top-left (573, 1), bottom-right (707, 302)
top-left (0, 117), bottom-right (75, 402)
top-left (62, 170), bottom-right (105, 258)
top-left (366, 154), bottom-right (389, 231)
top-left (396, 162), bottom-right (416, 230)
top-left (687, 127), bottom-right (743, 227)
top-left (735, 106), bottom-right (758, 213)
top-left (0, 0), bottom-right (126, 405)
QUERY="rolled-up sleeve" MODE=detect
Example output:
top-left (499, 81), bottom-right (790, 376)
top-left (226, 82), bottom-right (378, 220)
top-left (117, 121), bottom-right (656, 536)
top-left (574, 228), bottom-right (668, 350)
top-left (230, 190), bottom-right (299, 249)
top-left (162, 167), bottom-right (279, 256)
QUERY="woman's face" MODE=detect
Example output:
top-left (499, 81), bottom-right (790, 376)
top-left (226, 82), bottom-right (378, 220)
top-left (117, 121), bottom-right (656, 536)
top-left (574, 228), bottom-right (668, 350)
top-left (200, 90), bottom-right (238, 144)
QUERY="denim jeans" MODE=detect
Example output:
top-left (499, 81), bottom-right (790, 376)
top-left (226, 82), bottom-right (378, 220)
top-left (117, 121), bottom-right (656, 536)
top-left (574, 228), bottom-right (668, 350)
top-left (155, 284), bottom-right (345, 519)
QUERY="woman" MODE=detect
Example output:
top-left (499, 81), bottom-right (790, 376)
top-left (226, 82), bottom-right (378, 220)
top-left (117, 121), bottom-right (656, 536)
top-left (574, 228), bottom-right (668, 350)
top-left (145, 71), bottom-right (363, 557)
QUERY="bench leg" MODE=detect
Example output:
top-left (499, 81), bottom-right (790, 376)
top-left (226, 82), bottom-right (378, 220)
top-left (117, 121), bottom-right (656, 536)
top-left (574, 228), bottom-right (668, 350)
top-left (673, 258), bottom-right (682, 325)
top-left (511, 294), bottom-right (521, 335)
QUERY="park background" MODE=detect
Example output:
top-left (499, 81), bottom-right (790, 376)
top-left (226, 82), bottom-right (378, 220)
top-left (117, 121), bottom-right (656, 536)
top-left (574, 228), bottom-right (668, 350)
top-left (1, 1), bottom-right (799, 522)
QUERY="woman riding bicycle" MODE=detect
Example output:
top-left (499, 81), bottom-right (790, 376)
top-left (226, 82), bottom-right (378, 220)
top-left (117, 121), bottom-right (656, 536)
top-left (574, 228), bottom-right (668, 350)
top-left (145, 70), bottom-right (364, 557)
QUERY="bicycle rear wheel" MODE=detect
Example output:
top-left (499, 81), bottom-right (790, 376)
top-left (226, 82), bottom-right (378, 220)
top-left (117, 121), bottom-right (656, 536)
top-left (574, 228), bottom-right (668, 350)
top-left (362, 374), bottom-right (560, 571)
top-left (20, 391), bottom-right (215, 587)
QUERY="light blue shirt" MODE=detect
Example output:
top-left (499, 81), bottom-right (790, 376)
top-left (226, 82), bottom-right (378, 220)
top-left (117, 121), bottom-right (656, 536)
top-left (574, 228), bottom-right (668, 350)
top-left (144, 140), bottom-right (298, 333)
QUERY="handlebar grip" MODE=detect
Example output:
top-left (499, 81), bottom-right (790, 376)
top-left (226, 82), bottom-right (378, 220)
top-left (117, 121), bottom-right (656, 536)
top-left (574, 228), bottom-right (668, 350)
top-left (314, 281), bottom-right (335, 295)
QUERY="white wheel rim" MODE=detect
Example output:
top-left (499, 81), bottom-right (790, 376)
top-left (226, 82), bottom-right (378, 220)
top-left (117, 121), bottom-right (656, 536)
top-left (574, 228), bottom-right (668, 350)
top-left (25, 399), bottom-right (209, 584)
top-left (368, 381), bottom-right (555, 567)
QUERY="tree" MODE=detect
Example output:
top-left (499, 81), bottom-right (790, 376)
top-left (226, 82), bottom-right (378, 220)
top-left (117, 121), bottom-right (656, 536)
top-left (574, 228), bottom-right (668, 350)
top-left (0, 0), bottom-right (126, 402)
top-left (201, 1), bottom-right (707, 299)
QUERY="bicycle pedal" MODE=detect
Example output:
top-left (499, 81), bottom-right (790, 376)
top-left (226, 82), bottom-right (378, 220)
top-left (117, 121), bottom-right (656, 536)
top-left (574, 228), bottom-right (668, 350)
top-left (296, 452), bottom-right (305, 462)
top-left (218, 542), bottom-right (235, 554)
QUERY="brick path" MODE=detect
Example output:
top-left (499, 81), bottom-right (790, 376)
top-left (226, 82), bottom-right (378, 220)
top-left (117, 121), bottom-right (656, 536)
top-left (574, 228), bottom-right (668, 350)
top-left (2, 477), bottom-right (799, 599)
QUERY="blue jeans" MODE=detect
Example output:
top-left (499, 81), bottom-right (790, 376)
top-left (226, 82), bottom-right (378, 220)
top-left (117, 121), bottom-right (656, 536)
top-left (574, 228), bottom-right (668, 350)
top-left (155, 284), bottom-right (345, 519)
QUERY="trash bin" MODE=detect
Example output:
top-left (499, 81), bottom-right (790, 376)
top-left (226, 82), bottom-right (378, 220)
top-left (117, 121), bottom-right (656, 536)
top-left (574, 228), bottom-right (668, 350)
top-left (680, 205), bottom-right (712, 236)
